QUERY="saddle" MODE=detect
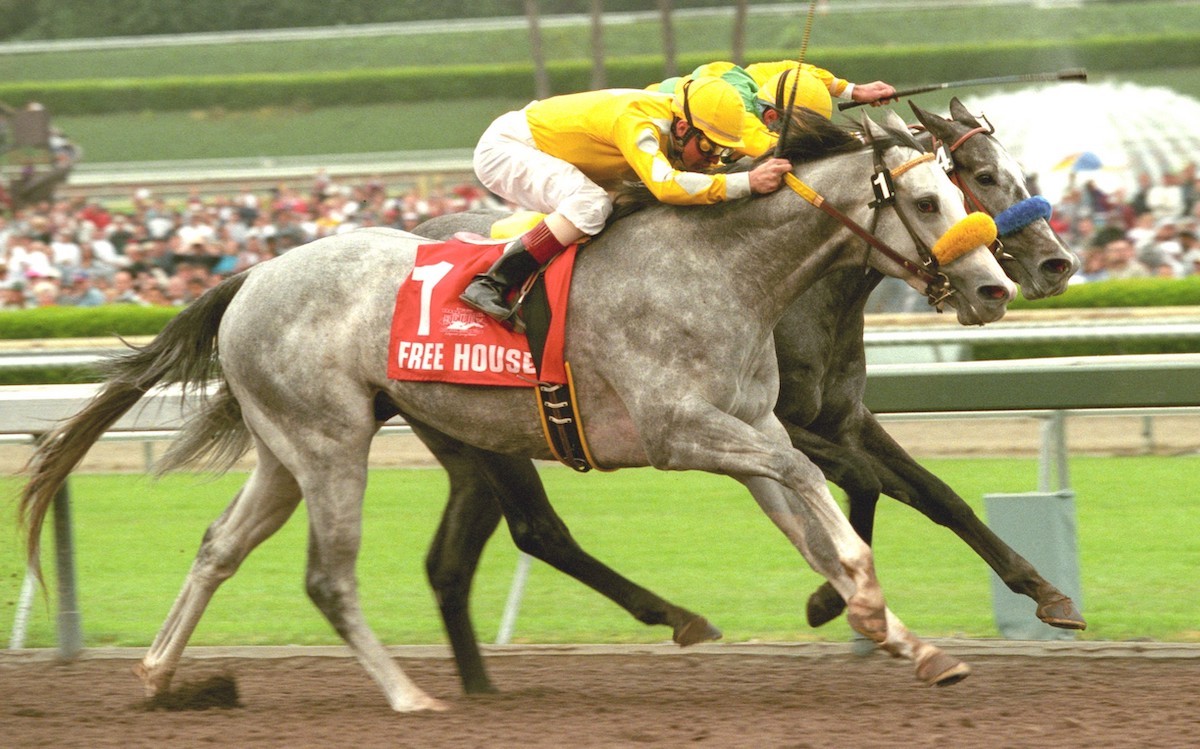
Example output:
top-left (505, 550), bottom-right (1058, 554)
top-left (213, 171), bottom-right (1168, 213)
top-left (389, 215), bottom-right (601, 471)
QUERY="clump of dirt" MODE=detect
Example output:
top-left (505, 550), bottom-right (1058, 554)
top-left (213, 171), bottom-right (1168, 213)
top-left (143, 674), bottom-right (242, 711)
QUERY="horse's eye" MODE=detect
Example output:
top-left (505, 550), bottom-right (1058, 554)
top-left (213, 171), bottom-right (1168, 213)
top-left (976, 173), bottom-right (997, 186)
top-left (916, 198), bottom-right (938, 214)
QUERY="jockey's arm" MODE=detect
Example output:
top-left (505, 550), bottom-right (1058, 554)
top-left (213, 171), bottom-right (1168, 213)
top-left (616, 119), bottom-right (752, 205)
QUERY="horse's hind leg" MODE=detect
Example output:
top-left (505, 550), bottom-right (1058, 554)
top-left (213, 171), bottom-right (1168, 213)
top-left (278, 428), bottom-right (447, 713)
top-left (136, 440), bottom-right (302, 696)
top-left (486, 456), bottom-right (720, 644)
top-left (413, 420), bottom-right (719, 695)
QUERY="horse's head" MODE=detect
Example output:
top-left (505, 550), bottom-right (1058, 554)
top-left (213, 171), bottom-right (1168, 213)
top-left (910, 98), bottom-right (1079, 298)
top-left (859, 110), bottom-right (1015, 325)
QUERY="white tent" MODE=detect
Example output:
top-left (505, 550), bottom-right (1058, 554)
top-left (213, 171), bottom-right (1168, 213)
top-left (960, 80), bottom-right (1200, 203)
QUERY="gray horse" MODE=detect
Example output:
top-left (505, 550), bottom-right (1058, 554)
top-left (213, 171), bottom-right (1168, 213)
top-left (408, 99), bottom-right (1082, 696)
top-left (19, 111), bottom-right (1014, 712)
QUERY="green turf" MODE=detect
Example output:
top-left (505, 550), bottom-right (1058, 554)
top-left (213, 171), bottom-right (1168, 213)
top-left (8, 1), bottom-right (1200, 163)
top-left (4, 455), bottom-right (1197, 649)
top-left (3, 3), bottom-right (1196, 82)
top-left (41, 65), bottom-right (1200, 165)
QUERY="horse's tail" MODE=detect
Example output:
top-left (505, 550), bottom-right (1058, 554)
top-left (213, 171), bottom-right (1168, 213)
top-left (17, 272), bottom-right (249, 579)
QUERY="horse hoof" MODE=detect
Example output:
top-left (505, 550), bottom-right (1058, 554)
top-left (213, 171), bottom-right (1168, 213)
top-left (463, 680), bottom-right (499, 696)
top-left (133, 661), bottom-right (168, 697)
top-left (396, 694), bottom-right (451, 713)
top-left (917, 652), bottom-right (971, 687)
top-left (675, 616), bottom-right (722, 647)
top-left (805, 582), bottom-right (846, 628)
top-left (1037, 595), bottom-right (1087, 630)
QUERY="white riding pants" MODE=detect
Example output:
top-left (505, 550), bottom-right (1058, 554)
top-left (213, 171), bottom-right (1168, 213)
top-left (473, 107), bottom-right (613, 237)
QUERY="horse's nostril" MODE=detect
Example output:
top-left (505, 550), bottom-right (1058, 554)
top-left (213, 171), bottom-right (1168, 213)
top-left (1042, 259), bottom-right (1073, 276)
top-left (981, 285), bottom-right (1011, 302)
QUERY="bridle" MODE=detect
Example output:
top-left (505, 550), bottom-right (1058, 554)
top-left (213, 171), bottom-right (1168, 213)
top-left (919, 111), bottom-right (1053, 256)
top-left (783, 130), bottom-right (961, 309)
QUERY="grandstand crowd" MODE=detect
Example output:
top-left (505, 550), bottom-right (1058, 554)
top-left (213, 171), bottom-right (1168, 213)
top-left (1, 162), bottom-right (1198, 311)
top-left (1, 173), bottom-right (504, 310)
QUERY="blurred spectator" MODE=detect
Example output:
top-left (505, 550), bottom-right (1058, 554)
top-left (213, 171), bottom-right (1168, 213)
top-left (1138, 218), bottom-right (1185, 277)
top-left (1129, 172), bottom-right (1153, 215)
top-left (1, 280), bottom-right (28, 309)
top-left (107, 269), bottom-right (146, 305)
top-left (60, 271), bottom-right (106, 307)
top-left (1145, 171), bottom-right (1185, 221)
top-left (49, 227), bottom-right (82, 272)
top-left (105, 212), bottom-right (140, 254)
top-left (1103, 237), bottom-right (1151, 280)
top-left (1071, 245), bottom-right (1109, 284)
top-left (31, 278), bottom-right (61, 307)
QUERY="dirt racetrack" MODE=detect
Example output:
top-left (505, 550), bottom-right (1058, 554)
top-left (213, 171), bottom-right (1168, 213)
top-left (3, 643), bottom-right (1198, 749)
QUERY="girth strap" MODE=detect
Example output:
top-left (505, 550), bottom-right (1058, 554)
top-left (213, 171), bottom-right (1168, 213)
top-left (535, 362), bottom-right (604, 473)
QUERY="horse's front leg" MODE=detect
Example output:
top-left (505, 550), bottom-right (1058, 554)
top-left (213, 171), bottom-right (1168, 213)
top-left (411, 418), bottom-right (719, 696)
top-left (781, 418), bottom-right (882, 628)
top-left (415, 420), bottom-right (507, 695)
top-left (858, 416), bottom-right (1085, 630)
top-left (642, 407), bottom-right (969, 686)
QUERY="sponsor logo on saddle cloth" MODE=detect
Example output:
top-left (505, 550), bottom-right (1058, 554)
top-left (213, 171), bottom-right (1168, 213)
top-left (388, 236), bottom-right (577, 386)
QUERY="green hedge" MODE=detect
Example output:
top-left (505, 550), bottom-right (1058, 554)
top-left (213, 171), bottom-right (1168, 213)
top-left (0, 305), bottom-right (179, 339)
top-left (1009, 277), bottom-right (1200, 309)
top-left (973, 278), bottom-right (1200, 359)
top-left (4, 34), bottom-right (1197, 116)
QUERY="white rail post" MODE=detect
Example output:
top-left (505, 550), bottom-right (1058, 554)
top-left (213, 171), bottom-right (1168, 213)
top-left (495, 552), bottom-right (534, 645)
top-left (8, 568), bottom-right (37, 649)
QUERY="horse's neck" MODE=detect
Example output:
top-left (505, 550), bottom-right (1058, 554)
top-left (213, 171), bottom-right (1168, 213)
top-left (577, 149), bottom-right (878, 339)
top-left (751, 153), bottom-right (880, 318)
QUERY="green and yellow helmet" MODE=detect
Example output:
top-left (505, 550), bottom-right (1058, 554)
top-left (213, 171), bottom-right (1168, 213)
top-left (758, 67), bottom-right (833, 120)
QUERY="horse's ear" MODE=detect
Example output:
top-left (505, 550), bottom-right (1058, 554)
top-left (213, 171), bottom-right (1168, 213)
top-left (948, 97), bottom-right (983, 128)
top-left (882, 109), bottom-right (910, 134)
top-left (909, 100), bottom-right (954, 141)
top-left (860, 112), bottom-right (886, 141)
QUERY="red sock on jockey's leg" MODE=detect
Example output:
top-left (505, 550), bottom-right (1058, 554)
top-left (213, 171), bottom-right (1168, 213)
top-left (521, 220), bottom-right (568, 264)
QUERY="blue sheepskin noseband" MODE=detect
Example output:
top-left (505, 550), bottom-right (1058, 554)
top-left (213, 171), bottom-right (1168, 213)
top-left (993, 195), bottom-right (1052, 237)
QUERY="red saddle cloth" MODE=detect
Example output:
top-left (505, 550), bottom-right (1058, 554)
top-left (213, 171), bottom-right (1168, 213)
top-left (388, 237), bottom-right (577, 386)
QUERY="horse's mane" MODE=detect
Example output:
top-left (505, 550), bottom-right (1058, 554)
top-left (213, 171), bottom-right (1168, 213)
top-left (611, 109), bottom-right (919, 221)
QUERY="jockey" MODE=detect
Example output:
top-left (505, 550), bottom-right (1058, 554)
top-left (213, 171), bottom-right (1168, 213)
top-left (651, 61), bottom-right (897, 158)
top-left (461, 76), bottom-right (793, 326)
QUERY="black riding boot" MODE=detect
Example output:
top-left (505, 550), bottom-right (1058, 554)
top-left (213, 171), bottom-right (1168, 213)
top-left (459, 238), bottom-right (542, 324)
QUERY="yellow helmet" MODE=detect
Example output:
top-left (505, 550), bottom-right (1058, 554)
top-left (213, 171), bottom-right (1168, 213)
top-left (672, 76), bottom-right (747, 149)
top-left (758, 68), bottom-right (833, 120)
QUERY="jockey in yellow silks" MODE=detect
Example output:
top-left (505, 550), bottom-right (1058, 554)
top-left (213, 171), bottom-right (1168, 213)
top-left (651, 61), bottom-right (896, 158)
top-left (462, 77), bottom-right (793, 326)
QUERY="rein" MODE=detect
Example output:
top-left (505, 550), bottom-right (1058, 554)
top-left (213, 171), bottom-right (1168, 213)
top-left (782, 147), bottom-right (953, 307)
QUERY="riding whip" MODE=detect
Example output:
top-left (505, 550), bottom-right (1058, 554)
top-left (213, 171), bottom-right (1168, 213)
top-left (774, 0), bottom-right (819, 157)
top-left (837, 68), bottom-right (1088, 111)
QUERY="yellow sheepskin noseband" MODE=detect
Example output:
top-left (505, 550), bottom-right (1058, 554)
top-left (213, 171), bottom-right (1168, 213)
top-left (931, 212), bottom-right (997, 265)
